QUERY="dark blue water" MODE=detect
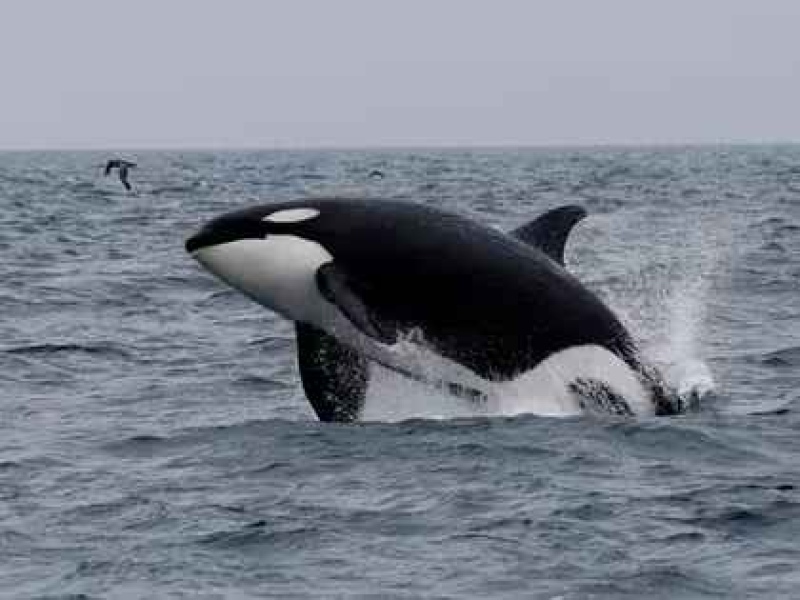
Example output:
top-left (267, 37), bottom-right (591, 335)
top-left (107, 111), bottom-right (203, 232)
top-left (1, 147), bottom-right (798, 598)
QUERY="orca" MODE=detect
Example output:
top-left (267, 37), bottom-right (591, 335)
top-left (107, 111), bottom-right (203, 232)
top-left (186, 199), bottom-right (679, 421)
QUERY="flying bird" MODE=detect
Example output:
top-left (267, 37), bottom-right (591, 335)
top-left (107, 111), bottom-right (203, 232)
top-left (104, 159), bottom-right (137, 191)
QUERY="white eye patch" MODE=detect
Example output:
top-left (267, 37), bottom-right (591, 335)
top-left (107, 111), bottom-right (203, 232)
top-left (263, 208), bottom-right (320, 224)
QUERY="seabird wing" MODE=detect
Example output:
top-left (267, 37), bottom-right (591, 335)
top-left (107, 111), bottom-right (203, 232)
top-left (118, 165), bottom-right (132, 190)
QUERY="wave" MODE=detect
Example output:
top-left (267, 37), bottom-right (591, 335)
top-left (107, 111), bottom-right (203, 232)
top-left (760, 346), bottom-right (800, 368)
top-left (2, 342), bottom-right (131, 358)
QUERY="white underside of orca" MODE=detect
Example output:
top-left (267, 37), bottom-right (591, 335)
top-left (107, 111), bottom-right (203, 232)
top-left (359, 341), bottom-right (655, 421)
top-left (192, 236), bottom-right (337, 326)
top-left (497, 345), bottom-right (654, 417)
top-left (193, 236), bottom-right (656, 420)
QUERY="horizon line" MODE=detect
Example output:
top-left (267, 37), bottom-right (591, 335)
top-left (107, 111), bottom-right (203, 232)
top-left (1, 139), bottom-right (799, 153)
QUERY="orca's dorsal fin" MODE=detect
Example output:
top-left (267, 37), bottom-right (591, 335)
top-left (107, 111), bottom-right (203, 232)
top-left (511, 205), bottom-right (587, 266)
top-left (296, 322), bottom-right (368, 422)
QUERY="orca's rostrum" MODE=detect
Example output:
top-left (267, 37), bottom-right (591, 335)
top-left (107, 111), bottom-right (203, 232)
top-left (186, 199), bottom-right (679, 421)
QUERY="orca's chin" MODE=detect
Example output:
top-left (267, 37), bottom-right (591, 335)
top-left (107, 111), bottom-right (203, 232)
top-left (188, 235), bottom-right (336, 328)
top-left (185, 232), bottom-right (207, 254)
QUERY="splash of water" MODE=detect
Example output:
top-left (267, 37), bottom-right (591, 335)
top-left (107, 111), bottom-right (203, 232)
top-left (359, 332), bottom-right (497, 422)
top-left (656, 275), bottom-right (716, 403)
top-left (637, 211), bottom-right (733, 408)
top-left (360, 364), bottom-right (485, 422)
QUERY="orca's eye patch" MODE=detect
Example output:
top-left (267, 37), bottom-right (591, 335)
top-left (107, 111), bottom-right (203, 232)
top-left (262, 208), bottom-right (320, 224)
top-left (186, 207), bottom-right (321, 253)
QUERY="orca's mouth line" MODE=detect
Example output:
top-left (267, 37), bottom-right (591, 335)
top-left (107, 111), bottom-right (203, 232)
top-left (186, 229), bottom-right (256, 254)
top-left (186, 221), bottom-right (267, 254)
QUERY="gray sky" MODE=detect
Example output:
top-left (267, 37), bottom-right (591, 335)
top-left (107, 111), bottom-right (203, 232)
top-left (2, 0), bottom-right (799, 149)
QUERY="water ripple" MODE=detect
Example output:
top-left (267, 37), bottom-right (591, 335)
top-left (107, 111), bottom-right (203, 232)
top-left (1, 147), bottom-right (799, 598)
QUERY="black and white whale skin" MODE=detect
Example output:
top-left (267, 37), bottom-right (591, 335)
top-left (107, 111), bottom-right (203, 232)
top-left (186, 199), bottom-right (678, 421)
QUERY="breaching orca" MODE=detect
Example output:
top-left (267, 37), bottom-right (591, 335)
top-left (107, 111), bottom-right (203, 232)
top-left (186, 199), bottom-right (679, 421)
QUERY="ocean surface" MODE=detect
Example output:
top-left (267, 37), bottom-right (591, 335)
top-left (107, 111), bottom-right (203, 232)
top-left (1, 146), bottom-right (798, 599)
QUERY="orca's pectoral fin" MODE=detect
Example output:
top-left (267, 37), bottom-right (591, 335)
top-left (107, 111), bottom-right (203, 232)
top-left (316, 262), bottom-right (395, 344)
top-left (511, 205), bottom-right (587, 266)
top-left (296, 323), bottom-right (369, 422)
